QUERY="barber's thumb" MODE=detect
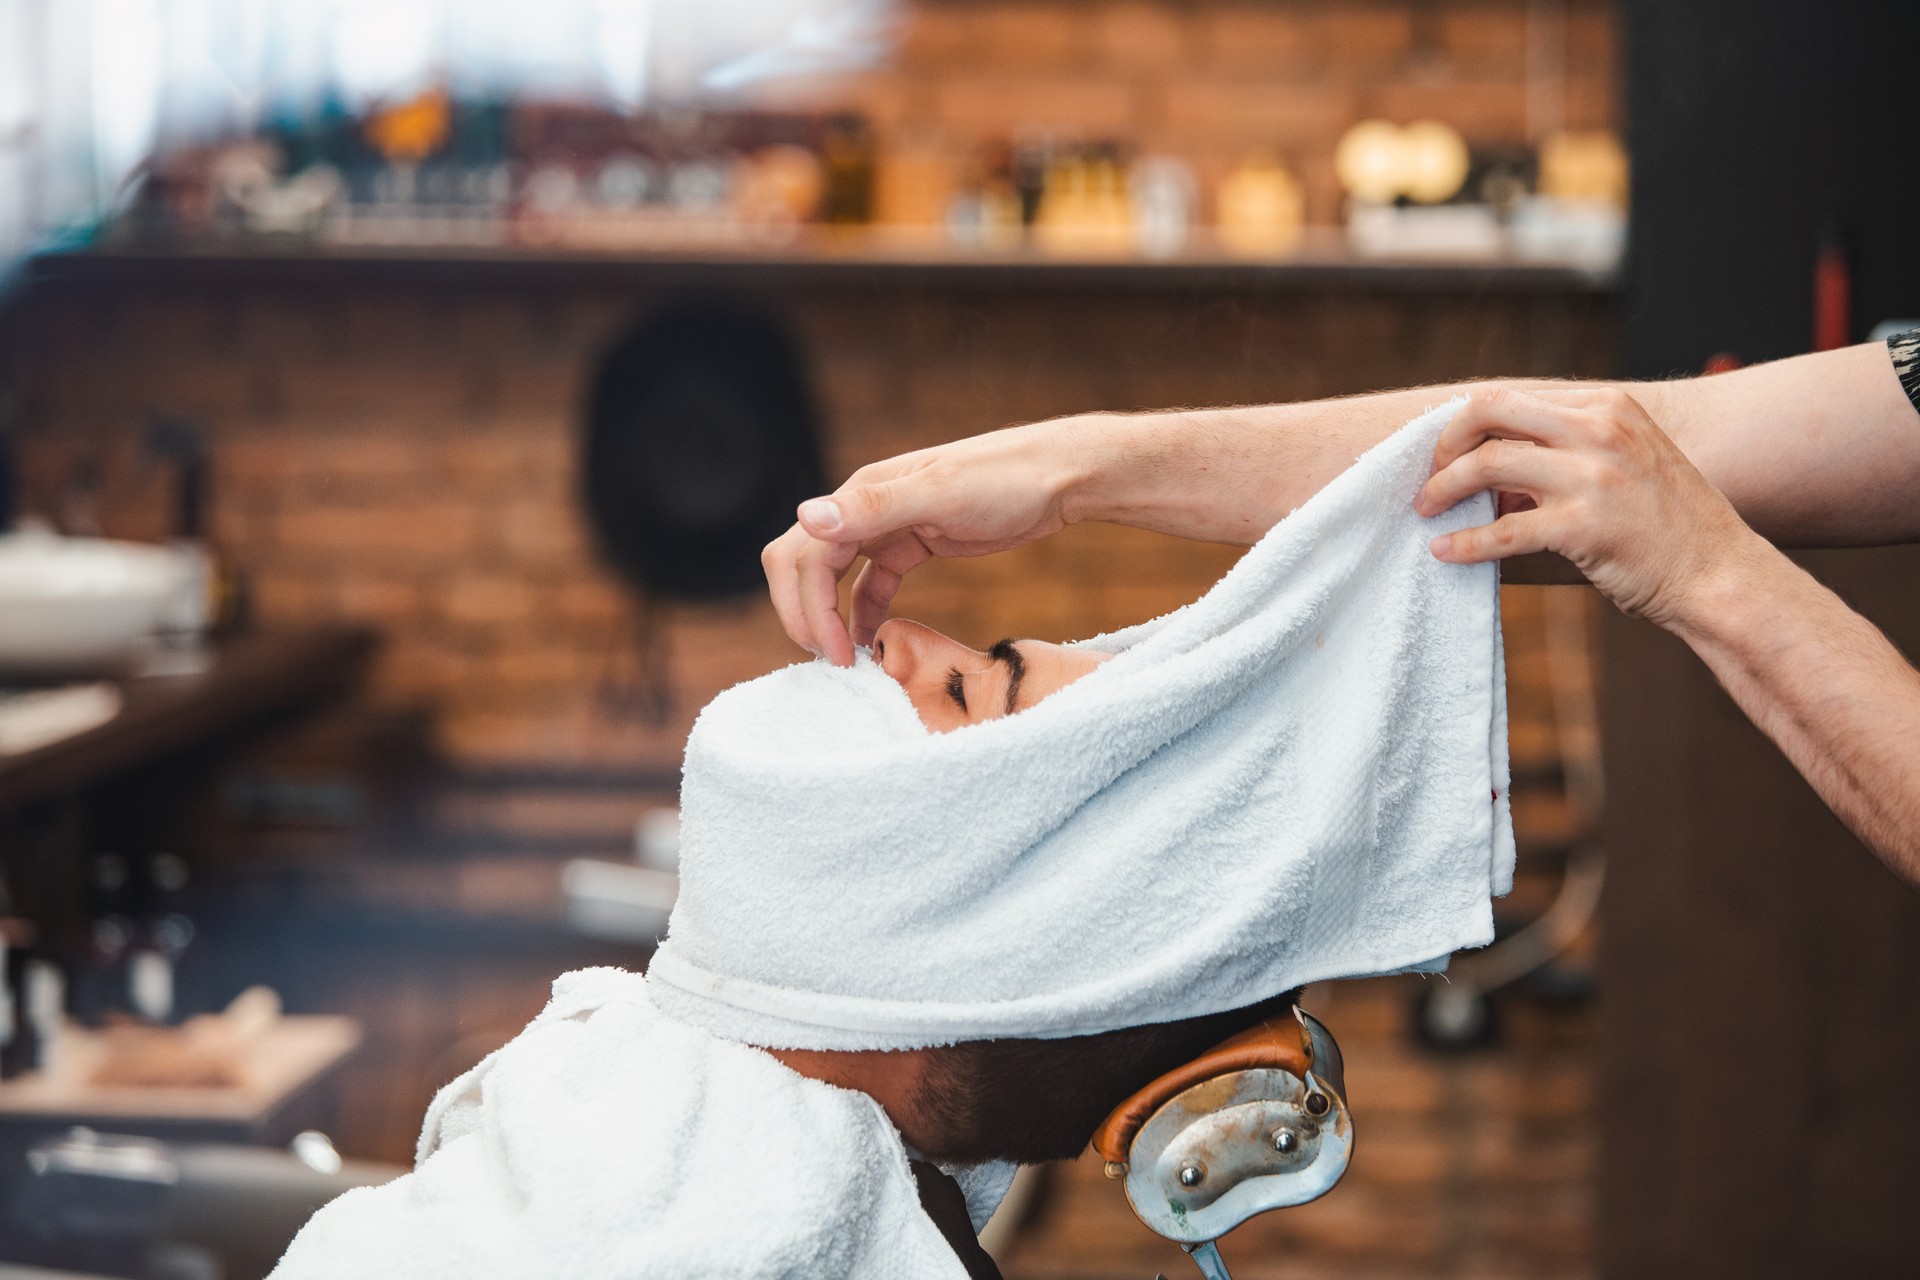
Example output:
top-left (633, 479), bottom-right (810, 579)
top-left (799, 483), bottom-right (899, 540)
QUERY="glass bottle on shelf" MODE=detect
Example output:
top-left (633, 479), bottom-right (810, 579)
top-left (0, 916), bottom-right (35, 1079)
top-left (820, 114), bottom-right (875, 226)
top-left (1217, 151), bottom-right (1306, 257)
top-left (127, 852), bottom-right (194, 1025)
top-left (1129, 156), bottom-right (1197, 259)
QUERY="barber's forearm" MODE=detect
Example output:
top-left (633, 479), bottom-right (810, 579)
top-left (1670, 536), bottom-right (1920, 885)
top-left (1622, 344), bottom-right (1920, 546)
top-left (1061, 382), bottom-right (1592, 587)
top-left (1063, 343), bottom-right (1918, 554)
top-left (1061, 385), bottom-right (1502, 543)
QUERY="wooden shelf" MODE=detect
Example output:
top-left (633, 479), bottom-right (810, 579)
top-left (18, 236), bottom-right (1619, 297)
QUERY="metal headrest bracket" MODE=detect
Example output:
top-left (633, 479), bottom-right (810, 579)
top-left (1090, 1005), bottom-right (1354, 1280)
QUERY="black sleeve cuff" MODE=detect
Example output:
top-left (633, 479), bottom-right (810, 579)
top-left (1890, 328), bottom-right (1920, 417)
top-left (910, 1161), bottom-right (1007, 1280)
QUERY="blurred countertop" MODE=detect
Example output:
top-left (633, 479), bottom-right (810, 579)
top-left (0, 1014), bottom-right (360, 1124)
top-left (0, 628), bottom-right (378, 816)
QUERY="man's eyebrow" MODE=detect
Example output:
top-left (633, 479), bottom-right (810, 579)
top-left (988, 638), bottom-right (1026, 715)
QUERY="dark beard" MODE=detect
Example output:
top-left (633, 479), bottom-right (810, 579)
top-left (909, 991), bottom-right (1299, 1165)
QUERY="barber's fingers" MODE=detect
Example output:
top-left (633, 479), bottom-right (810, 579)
top-left (848, 558), bottom-right (905, 648)
top-left (1430, 507), bottom-right (1555, 565)
top-left (795, 535), bottom-right (863, 666)
top-left (1427, 388), bottom-right (1585, 484)
top-left (798, 473), bottom-right (935, 545)
top-left (764, 522), bottom-right (911, 661)
top-left (849, 531), bottom-right (940, 644)
top-left (1419, 434), bottom-right (1574, 516)
top-left (762, 525), bottom-right (815, 654)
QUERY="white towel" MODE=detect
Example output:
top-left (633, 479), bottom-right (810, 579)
top-left (270, 968), bottom-right (1004, 1280)
top-left (650, 402), bottom-right (1514, 1050)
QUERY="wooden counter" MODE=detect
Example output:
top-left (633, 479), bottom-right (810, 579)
top-left (0, 1015), bottom-right (360, 1127)
top-left (0, 629), bottom-right (378, 818)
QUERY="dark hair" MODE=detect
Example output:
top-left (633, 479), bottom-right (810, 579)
top-left (912, 989), bottom-right (1300, 1164)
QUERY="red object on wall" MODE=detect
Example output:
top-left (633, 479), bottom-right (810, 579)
top-left (1813, 225), bottom-right (1852, 351)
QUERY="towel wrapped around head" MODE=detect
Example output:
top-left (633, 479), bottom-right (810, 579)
top-left (650, 402), bottom-right (1515, 1051)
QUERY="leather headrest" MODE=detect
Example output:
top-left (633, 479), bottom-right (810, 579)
top-left (1090, 1012), bottom-right (1314, 1164)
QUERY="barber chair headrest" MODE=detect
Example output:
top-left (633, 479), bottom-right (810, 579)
top-left (1091, 1005), bottom-right (1352, 1275)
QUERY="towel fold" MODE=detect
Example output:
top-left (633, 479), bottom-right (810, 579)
top-left (271, 969), bottom-right (998, 1280)
top-left (651, 401), bottom-right (1514, 1051)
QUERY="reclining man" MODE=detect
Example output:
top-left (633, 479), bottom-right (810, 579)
top-left (273, 403), bottom-right (1513, 1278)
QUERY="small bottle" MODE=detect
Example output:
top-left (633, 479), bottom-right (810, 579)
top-left (1012, 135), bottom-right (1052, 230)
top-left (0, 419), bottom-right (15, 533)
top-left (1813, 220), bottom-right (1852, 352)
top-left (129, 853), bottom-right (195, 1025)
top-left (1217, 151), bottom-right (1305, 257)
top-left (1130, 157), bottom-right (1197, 259)
top-left (74, 853), bottom-right (134, 1025)
top-left (819, 115), bottom-right (876, 226)
top-left (0, 917), bottom-right (37, 1079)
top-left (23, 960), bottom-right (63, 1074)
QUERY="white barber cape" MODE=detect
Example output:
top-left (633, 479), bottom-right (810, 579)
top-left (271, 969), bottom-right (1002, 1280)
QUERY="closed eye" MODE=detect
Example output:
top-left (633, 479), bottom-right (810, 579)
top-left (945, 667), bottom-right (968, 712)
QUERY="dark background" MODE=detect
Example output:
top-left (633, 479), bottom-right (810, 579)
top-left (1623, 0), bottom-right (1920, 374)
top-left (1604, 4), bottom-right (1920, 1276)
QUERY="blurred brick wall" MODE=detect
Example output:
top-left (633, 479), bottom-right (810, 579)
top-left (746, 0), bottom-right (1619, 226)
top-left (3, 283), bottom-right (1611, 782)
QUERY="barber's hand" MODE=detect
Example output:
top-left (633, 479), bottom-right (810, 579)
top-left (762, 419), bottom-right (1088, 664)
top-left (1416, 387), bottom-right (1763, 629)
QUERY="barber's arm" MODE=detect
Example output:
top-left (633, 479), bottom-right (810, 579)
top-left (764, 340), bottom-right (1919, 664)
top-left (1634, 517), bottom-right (1920, 888)
top-left (1415, 379), bottom-right (1920, 887)
top-left (765, 382), bottom-right (1496, 661)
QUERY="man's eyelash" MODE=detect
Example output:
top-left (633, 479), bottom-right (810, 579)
top-left (945, 667), bottom-right (968, 712)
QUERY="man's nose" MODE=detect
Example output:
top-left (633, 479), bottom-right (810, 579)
top-left (872, 619), bottom-right (971, 685)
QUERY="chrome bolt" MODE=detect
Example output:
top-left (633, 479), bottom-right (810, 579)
top-left (1305, 1091), bottom-right (1330, 1116)
top-left (1177, 1163), bottom-right (1205, 1188)
top-left (1271, 1127), bottom-right (1299, 1154)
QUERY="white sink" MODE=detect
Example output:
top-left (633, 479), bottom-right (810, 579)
top-left (0, 530), bottom-right (190, 673)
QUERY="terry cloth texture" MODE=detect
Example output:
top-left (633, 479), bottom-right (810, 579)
top-left (270, 969), bottom-right (1009, 1280)
top-left (649, 401), bottom-right (1515, 1051)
